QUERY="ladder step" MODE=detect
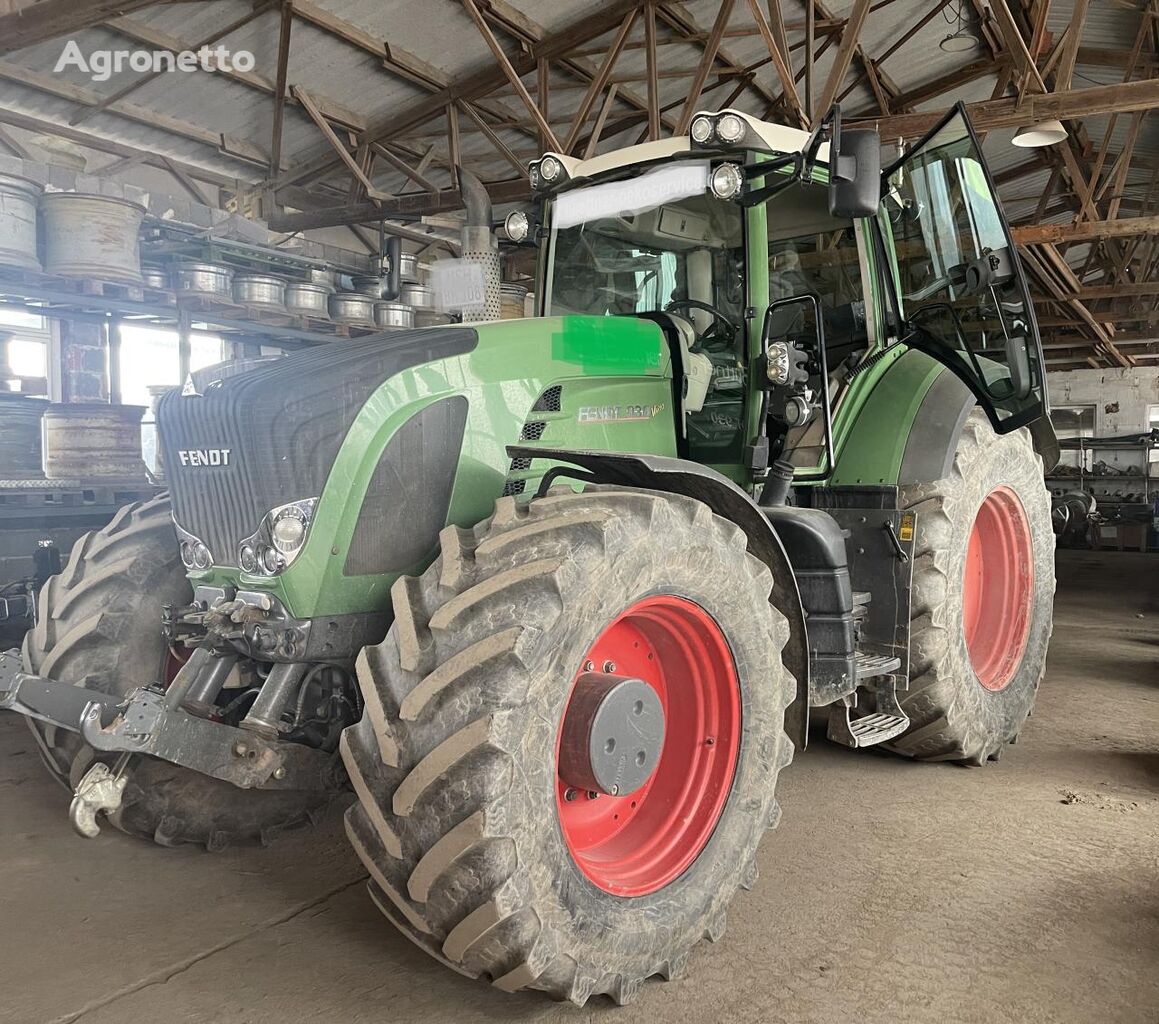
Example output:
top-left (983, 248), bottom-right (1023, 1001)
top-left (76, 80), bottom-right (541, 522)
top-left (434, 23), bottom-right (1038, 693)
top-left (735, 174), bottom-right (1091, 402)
top-left (854, 652), bottom-right (902, 681)
top-left (827, 705), bottom-right (910, 748)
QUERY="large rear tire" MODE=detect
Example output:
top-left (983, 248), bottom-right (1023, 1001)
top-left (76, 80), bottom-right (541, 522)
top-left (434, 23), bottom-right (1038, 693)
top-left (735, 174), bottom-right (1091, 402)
top-left (23, 494), bottom-right (332, 848)
top-left (342, 487), bottom-right (794, 1005)
top-left (887, 410), bottom-right (1055, 764)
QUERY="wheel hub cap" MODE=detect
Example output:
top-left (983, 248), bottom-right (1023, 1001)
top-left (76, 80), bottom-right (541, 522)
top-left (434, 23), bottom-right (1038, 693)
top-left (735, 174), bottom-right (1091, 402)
top-left (558, 674), bottom-right (665, 797)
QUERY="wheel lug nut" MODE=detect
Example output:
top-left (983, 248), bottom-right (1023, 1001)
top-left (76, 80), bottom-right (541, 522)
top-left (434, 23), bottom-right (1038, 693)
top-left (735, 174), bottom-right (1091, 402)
top-left (583, 660), bottom-right (594, 672)
top-left (602, 660), bottom-right (616, 673)
top-left (587, 791), bottom-right (599, 800)
top-left (564, 787), bottom-right (578, 802)
top-left (609, 784), bottom-right (619, 796)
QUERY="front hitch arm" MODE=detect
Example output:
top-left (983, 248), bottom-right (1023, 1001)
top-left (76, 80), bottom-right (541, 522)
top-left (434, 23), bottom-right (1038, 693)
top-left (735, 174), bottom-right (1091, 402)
top-left (0, 648), bottom-right (342, 793)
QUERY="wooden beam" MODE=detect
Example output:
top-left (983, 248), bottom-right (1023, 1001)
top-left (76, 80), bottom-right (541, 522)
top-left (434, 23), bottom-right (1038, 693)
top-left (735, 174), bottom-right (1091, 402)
top-left (269, 2), bottom-right (294, 176)
top-left (269, 177), bottom-right (530, 230)
top-left (369, 143), bottom-right (441, 192)
top-left (0, 59), bottom-right (267, 166)
top-left (267, 0), bottom-right (641, 189)
top-left (1055, 0), bottom-right (1090, 89)
top-left (584, 83), bottom-right (619, 159)
top-left (0, 104), bottom-right (238, 189)
top-left (815, 0), bottom-right (872, 119)
top-left (747, 0), bottom-right (805, 127)
top-left (161, 156), bottom-right (212, 206)
top-left (644, 2), bottom-right (660, 141)
top-left (458, 101), bottom-right (530, 179)
top-left (0, 123), bottom-right (31, 159)
top-left (859, 77), bottom-right (1159, 138)
top-left (561, 8), bottom-right (637, 154)
top-left (71, 2), bottom-right (276, 126)
top-left (292, 85), bottom-right (386, 200)
top-left (461, 0), bottom-right (561, 151)
top-left (1012, 215), bottom-right (1159, 245)
top-left (0, 0), bottom-right (191, 54)
top-left (676, 0), bottom-right (736, 134)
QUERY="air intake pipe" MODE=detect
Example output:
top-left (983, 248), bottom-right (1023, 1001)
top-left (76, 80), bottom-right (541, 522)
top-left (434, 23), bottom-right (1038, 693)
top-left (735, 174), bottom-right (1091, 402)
top-left (458, 166), bottom-right (501, 321)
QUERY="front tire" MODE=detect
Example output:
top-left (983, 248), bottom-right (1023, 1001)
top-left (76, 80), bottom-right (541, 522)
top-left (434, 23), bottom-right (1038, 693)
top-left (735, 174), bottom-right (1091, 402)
top-left (342, 487), bottom-right (794, 1004)
top-left (887, 410), bottom-right (1055, 764)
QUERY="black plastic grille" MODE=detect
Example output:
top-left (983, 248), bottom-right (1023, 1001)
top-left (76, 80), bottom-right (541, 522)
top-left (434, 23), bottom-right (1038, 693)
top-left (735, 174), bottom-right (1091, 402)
top-left (502, 479), bottom-right (526, 497)
top-left (532, 384), bottom-right (563, 412)
top-left (520, 421), bottom-right (547, 441)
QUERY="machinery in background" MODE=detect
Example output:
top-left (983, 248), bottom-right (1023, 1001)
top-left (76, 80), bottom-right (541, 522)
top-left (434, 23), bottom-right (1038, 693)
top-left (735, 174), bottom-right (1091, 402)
top-left (0, 540), bottom-right (59, 647)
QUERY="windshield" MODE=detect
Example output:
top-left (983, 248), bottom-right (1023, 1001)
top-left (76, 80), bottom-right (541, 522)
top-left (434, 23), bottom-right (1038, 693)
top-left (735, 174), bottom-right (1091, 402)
top-left (543, 163), bottom-right (745, 322)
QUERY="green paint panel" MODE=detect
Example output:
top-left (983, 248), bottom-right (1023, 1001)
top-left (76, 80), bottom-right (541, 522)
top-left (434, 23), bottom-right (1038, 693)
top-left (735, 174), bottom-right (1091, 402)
top-left (202, 317), bottom-right (676, 619)
top-left (828, 348), bottom-right (947, 486)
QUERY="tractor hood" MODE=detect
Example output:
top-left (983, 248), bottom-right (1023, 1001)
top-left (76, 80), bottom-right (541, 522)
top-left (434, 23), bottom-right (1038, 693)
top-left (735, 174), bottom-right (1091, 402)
top-left (157, 326), bottom-right (477, 569)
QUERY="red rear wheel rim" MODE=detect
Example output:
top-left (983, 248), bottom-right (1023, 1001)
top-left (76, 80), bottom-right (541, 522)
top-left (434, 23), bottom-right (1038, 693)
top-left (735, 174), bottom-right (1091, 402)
top-left (963, 486), bottom-right (1034, 691)
top-left (555, 596), bottom-right (741, 897)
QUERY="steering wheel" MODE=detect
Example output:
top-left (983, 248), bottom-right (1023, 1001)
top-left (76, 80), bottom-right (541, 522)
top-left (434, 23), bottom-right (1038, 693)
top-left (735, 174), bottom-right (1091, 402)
top-left (663, 298), bottom-right (738, 351)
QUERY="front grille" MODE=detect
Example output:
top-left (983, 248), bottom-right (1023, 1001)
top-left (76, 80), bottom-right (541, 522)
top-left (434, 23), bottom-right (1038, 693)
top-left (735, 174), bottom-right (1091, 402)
top-left (158, 329), bottom-right (476, 565)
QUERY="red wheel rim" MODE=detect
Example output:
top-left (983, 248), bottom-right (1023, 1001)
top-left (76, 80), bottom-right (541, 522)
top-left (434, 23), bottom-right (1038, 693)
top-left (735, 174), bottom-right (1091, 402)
top-left (963, 486), bottom-right (1034, 691)
top-left (555, 596), bottom-right (741, 897)
top-left (163, 646), bottom-right (190, 687)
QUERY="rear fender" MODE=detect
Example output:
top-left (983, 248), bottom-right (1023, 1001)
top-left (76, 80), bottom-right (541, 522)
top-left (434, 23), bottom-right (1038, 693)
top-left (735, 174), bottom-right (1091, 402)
top-left (507, 445), bottom-right (811, 750)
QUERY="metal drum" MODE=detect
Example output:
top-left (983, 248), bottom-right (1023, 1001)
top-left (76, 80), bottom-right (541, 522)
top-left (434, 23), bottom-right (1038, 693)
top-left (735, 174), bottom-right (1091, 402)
top-left (40, 192), bottom-right (145, 284)
top-left (500, 283), bottom-right (528, 320)
top-left (141, 265), bottom-right (168, 289)
top-left (400, 282), bottom-right (434, 309)
top-left (172, 260), bottom-right (233, 298)
top-left (233, 274), bottom-right (286, 309)
top-left (350, 275), bottom-right (383, 298)
top-left (43, 403), bottom-right (147, 480)
top-left (0, 393), bottom-right (46, 478)
top-left (0, 174), bottom-right (42, 271)
top-left (329, 293), bottom-right (375, 326)
top-left (374, 301), bottom-right (414, 330)
top-left (398, 250), bottom-right (419, 283)
top-left (285, 281), bottom-right (332, 318)
top-left (305, 266), bottom-right (336, 288)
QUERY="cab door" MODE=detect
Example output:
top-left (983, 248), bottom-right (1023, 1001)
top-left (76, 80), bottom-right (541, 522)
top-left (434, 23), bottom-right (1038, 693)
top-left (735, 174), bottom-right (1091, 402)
top-left (882, 103), bottom-right (1047, 430)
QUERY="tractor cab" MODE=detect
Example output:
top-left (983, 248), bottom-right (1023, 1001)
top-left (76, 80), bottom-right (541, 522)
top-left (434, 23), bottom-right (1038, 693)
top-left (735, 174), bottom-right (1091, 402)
top-left (510, 103), bottom-right (1050, 487)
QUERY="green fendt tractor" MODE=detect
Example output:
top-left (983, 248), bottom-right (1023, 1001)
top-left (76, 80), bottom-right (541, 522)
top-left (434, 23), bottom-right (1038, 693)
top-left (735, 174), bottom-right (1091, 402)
top-left (2, 103), bottom-right (1056, 1005)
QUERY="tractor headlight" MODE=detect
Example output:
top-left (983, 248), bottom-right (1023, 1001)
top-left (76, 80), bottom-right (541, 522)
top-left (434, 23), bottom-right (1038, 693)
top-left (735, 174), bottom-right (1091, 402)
top-left (504, 210), bottom-right (530, 243)
top-left (716, 113), bottom-right (746, 144)
top-left (766, 341), bottom-right (791, 384)
top-left (239, 544), bottom-right (257, 573)
top-left (271, 507), bottom-right (307, 555)
top-left (690, 115), bottom-right (714, 144)
top-left (710, 163), bottom-right (744, 200)
top-left (176, 524), bottom-right (214, 572)
top-left (238, 497), bottom-right (318, 576)
top-left (539, 155), bottom-right (562, 183)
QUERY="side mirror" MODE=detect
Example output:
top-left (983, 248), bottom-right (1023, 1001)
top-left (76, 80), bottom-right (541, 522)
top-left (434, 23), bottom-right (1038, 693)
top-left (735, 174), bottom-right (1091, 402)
top-left (829, 128), bottom-right (881, 219)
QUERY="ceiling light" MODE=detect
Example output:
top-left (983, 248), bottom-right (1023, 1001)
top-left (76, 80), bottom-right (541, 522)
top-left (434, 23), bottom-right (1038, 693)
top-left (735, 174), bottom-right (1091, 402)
top-left (1012, 120), bottom-right (1067, 148)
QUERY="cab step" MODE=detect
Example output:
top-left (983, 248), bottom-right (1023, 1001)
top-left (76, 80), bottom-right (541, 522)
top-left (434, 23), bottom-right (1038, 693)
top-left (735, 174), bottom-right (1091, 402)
top-left (854, 652), bottom-right (901, 680)
top-left (827, 661), bottom-right (909, 748)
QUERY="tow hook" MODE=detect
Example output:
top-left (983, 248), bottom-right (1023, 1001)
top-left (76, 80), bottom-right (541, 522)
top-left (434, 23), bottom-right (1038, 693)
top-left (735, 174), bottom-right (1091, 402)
top-left (69, 750), bottom-right (132, 838)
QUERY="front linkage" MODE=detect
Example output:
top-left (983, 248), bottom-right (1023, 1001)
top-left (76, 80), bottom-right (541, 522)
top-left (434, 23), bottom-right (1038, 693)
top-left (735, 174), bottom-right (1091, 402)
top-left (0, 646), bottom-right (345, 837)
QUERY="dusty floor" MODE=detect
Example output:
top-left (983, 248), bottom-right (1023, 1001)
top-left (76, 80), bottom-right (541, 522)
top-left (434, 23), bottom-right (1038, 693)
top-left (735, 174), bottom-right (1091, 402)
top-left (2, 549), bottom-right (1157, 1024)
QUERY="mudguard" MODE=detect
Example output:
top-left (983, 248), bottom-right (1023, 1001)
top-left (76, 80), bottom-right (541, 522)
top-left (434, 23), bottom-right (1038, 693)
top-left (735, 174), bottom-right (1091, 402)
top-left (506, 446), bottom-right (811, 750)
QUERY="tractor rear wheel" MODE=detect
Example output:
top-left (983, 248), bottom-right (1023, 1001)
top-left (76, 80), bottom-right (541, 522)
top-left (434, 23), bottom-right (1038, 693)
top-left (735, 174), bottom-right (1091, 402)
top-left (342, 486), bottom-right (794, 1005)
top-left (23, 494), bottom-right (332, 848)
top-left (887, 410), bottom-right (1054, 764)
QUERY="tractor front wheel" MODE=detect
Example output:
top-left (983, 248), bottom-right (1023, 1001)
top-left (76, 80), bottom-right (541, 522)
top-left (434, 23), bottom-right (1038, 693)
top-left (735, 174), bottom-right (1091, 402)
top-left (888, 410), bottom-right (1055, 764)
top-left (342, 486), bottom-right (794, 1004)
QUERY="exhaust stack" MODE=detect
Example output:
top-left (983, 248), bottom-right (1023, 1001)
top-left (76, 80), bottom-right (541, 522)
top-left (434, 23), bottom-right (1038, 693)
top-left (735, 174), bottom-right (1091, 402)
top-left (458, 166), bottom-right (501, 321)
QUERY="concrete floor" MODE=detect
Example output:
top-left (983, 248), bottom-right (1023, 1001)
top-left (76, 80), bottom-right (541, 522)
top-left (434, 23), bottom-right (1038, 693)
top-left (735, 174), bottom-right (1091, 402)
top-left (2, 549), bottom-right (1157, 1024)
